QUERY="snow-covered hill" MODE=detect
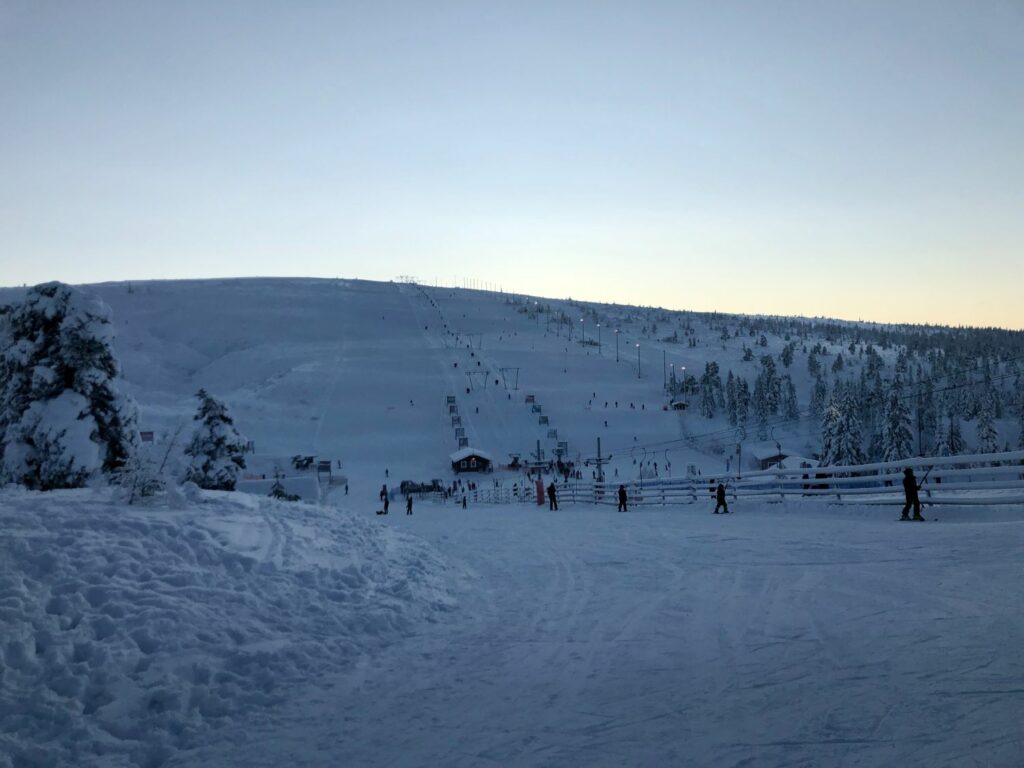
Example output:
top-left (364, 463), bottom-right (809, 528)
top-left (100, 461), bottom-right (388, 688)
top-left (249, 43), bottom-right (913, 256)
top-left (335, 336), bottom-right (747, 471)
top-left (6, 277), bottom-right (1020, 491)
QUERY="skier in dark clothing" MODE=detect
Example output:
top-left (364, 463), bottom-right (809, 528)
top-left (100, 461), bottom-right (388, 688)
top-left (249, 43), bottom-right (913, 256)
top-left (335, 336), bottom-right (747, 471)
top-left (901, 467), bottom-right (924, 521)
top-left (714, 482), bottom-right (729, 514)
top-left (406, 495), bottom-right (413, 515)
top-left (547, 482), bottom-right (558, 510)
top-left (617, 485), bottom-right (628, 512)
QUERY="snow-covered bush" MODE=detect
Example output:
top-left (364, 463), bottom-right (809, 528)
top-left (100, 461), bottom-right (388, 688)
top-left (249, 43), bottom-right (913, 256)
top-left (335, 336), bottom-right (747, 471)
top-left (0, 282), bottom-right (138, 489)
top-left (184, 389), bottom-right (247, 490)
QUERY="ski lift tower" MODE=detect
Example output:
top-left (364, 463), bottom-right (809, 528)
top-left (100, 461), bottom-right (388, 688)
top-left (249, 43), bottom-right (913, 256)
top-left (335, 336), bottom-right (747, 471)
top-left (499, 367), bottom-right (520, 391)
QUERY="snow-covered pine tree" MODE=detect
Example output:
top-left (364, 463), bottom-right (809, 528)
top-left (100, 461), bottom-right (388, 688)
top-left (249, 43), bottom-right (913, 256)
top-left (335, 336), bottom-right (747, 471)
top-left (781, 375), bottom-right (799, 420)
top-left (736, 378), bottom-right (751, 426)
top-left (184, 389), bottom-right (247, 491)
top-left (881, 380), bottom-right (914, 462)
top-left (757, 355), bottom-right (781, 415)
top-left (807, 351), bottom-right (820, 377)
top-left (976, 396), bottom-right (999, 455)
top-left (780, 343), bottom-right (794, 369)
top-left (819, 385), bottom-right (865, 467)
top-left (810, 375), bottom-right (828, 419)
top-left (699, 362), bottom-right (720, 419)
top-left (1017, 392), bottom-right (1024, 450)
top-left (935, 412), bottom-right (966, 457)
top-left (0, 282), bottom-right (138, 489)
top-left (752, 376), bottom-right (769, 439)
top-left (726, 371), bottom-right (738, 426)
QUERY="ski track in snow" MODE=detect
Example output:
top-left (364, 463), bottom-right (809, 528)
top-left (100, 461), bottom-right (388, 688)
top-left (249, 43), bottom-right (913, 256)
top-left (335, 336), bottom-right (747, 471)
top-left (183, 501), bottom-right (1024, 768)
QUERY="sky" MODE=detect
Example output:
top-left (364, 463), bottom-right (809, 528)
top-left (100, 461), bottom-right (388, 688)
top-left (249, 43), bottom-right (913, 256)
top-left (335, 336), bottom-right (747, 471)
top-left (1, 1), bottom-right (1022, 329)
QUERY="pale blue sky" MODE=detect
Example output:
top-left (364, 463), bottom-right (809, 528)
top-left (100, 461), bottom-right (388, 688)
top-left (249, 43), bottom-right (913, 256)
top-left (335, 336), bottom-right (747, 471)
top-left (1, 1), bottom-right (1022, 327)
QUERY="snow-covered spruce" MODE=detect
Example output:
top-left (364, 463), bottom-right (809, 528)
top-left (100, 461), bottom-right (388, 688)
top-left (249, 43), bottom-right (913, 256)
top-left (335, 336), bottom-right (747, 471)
top-left (0, 282), bottom-right (138, 490)
top-left (184, 390), bottom-right (247, 491)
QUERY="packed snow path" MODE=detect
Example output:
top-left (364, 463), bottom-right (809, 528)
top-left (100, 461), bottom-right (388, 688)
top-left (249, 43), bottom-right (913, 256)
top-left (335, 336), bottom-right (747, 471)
top-left (189, 502), bottom-right (1024, 768)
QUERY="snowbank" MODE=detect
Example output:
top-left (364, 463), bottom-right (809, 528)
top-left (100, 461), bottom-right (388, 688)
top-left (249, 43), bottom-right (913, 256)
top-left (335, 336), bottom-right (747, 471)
top-left (0, 488), bottom-right (454, 767)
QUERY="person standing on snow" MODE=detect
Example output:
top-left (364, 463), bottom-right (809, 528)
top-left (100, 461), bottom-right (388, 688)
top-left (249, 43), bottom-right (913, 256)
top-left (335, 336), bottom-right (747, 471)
top-left (617, 484), bottom-right (628, 512)
top-left (714, 482), bottom-right (729, 514)
top-left (901, 468), bottom-right (924, 521)
top-left (406, 495), bottom-right (413, 515)
top-left (547, 482), bottom-right (558, 511)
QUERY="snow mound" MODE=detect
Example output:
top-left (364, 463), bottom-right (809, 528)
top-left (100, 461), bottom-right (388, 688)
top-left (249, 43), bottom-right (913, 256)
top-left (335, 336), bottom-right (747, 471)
top-left (0, 489), bottom-right (454, 767)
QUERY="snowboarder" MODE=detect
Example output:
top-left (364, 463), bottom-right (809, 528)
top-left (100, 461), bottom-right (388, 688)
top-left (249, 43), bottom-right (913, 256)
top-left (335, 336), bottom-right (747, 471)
top-left (406, 495), bottom-right (413, 515)
top-left (617, 485), bottom-right (627, 512)
top-left (547, 482), bottom-right (558, 510)
top-left (901, 467), bottom-right (924, 521)
top-left (714, 482), bottom-right (729, 514)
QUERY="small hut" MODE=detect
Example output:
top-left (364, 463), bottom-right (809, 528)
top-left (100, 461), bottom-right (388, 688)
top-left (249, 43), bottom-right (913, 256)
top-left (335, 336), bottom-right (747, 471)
top-left (450, 447), bottom-right (494, 474)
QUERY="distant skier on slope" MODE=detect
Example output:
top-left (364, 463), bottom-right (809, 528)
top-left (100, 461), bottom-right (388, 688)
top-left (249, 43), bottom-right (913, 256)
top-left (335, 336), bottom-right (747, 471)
top-left (714, 482), bottom-right (729, 514)
top-left (901, 468), bottom-right (925, 521)
top-left (617, 484), bottom-right (628, 512)
top-left (547, 482), bottom-right (558, 511)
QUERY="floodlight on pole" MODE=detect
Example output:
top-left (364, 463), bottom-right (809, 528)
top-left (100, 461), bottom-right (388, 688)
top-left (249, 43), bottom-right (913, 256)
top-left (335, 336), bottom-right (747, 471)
top-left (636, 343), bottom-right (641, 378)
top-left (597, 323), bottom-right (601, 353)
top-left (580, 318), bottom-right (585, 345)
top-left (615, 329), bottom-right (620, 362)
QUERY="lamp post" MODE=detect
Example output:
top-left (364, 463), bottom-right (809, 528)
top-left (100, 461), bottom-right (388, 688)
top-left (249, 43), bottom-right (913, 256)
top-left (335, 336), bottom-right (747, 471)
top-left (597, 323), bottom-right (601, 354)
top-left (615, 329), bottom-right (620, 362)
top-left (670, 363), bottom-right (675, 394)
top-left (680, 366), bottom-right (685, 396)
top-left (580, 318), bottom-right (585, 345)
top-left (636, 342), bottom-right (641, 378)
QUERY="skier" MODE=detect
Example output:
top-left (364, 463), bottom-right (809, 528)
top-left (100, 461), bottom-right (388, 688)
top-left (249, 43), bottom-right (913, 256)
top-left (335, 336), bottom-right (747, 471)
top-left (901, 467), bottom-right (925, 521)
top-left (406, 495), bottom-right (413, 515)
top-left (617, 484), bottom-right (627, 512)
top-left (547, 482), bottom-right (558, 511)
top-left (714, 482), bottom-right (729, 514)
top-left (461, 495), bottom-right (467, 509)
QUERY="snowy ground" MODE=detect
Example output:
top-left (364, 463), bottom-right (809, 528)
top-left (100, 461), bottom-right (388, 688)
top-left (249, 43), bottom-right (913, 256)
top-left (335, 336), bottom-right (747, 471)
top-left (0, 489), bottom-right (453, 768)
top-left (178, 499), bottom-right (1024, 768)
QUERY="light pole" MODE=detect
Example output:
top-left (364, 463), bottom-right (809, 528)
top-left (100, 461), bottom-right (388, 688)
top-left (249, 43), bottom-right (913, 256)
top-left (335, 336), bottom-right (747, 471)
top-left (670, 363), bottom-right (674, 394)
top-left (597, 323), bottom-right (601, 354)
top-left (615, 329), bottom-right (620, 362)
top-left (636, 342), bottom-right (641, 378)
top-left (580, 318), bottom-right (585, 345)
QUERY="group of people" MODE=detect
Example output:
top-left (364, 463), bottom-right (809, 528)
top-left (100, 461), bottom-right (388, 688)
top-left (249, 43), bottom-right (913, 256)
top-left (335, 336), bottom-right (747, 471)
top-left (375, 466), bottom-right (928, 521)
top-left (377, 483), bottom-right (415, 516)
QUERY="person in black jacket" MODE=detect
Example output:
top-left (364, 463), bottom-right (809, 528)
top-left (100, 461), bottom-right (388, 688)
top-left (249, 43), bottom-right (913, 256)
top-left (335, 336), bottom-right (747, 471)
top-left (617, 484), bottom-right (628, 512)
top-left (406, 495), bottom-right (413, 515)
top-left (901, 468), bottom-right (924, 521)
top-left (714, 482), bottom-right (729, 514)
top-left (547, 482), bottom-right (558, 510)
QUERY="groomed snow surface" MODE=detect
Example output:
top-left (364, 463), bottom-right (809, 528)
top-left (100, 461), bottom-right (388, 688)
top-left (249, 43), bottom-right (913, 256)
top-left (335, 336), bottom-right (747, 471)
top-left (4, 492), bottom-right (1023, 767)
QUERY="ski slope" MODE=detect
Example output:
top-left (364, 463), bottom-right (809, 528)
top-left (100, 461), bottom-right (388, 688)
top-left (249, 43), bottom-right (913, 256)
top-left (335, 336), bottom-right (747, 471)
top-left (5, 277), bottom-right (742, 485)
top-left (177, 500), bottom-right (1024, 768)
